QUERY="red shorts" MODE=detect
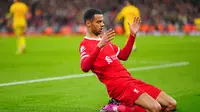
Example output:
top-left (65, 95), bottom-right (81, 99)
top-left (115, 79), bottom-right (161, 107)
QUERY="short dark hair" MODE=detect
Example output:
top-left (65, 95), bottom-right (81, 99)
top-left (83, 9), bottom-right (102, 24)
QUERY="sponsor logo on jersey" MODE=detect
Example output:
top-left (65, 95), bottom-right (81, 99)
top-left (105, 56), bottom-right (113, 64)
top-left (80, 46), bottom-right (85, 53)
top-left (133, 88), bottom-right (139, 94)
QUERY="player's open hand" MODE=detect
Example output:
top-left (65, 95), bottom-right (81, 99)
top-left (128, 17), bottom-right (141, 36)
top-left (97, 29), bottom-right (115, 48)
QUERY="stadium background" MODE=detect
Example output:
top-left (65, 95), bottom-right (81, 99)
top-left (0, 0), bottom-right (200, 112)
top-left (0, 0), bottom-right (200, 35)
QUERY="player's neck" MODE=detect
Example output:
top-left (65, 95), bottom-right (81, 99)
top-left (86, 29), bottom-right (100, 39)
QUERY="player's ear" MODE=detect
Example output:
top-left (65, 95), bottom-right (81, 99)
top-left (86, 20), bottom-right (91, 27)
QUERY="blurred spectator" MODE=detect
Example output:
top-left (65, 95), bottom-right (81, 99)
top-left (0, 0), bottom-right (199, 35)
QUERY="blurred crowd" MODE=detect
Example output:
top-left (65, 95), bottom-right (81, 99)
top-left (0, 0), bottom-right (200, 35)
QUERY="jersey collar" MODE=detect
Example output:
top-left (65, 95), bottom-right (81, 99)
top-left (84, 36), bottom-right (101, 41)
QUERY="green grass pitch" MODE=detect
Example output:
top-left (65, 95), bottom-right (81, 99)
top-left (0, 35), bottom-right (200, 112)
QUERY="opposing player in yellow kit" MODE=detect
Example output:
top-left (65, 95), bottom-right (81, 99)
top-left (115, 0), bottom-right (140, 51)
top-left (10, 0), bottom-right (28, 54)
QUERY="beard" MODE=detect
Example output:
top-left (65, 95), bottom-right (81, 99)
top-left (92, 28), bottom-right (102, 36)
top-left (91, 25), bottom-right (103, 36)
top-left (93, 31), bottom-right (101, 36)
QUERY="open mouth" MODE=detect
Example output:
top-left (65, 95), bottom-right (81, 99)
top-left (99, 28), bottom-right (103, 32)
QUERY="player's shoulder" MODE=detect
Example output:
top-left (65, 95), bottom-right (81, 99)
top-left (18, 2), bottom-right (28, 9)
top-left (131, 5), bottom-right (139, 10)
top-left (122, 5), bottom-right (134, 12)
top-left (10, 3), bottom-right (17, 12)
top-left (21, 2), bottom-right (28, 7)
top-left (79, 38), bottom-right (90, 49)
top-left (80, 37), bottom-right (98, 44)
top-left (80, 38), bottom-right (87, 45)
top-left (79, 37), bottom-right (98, 51)
top-left (11, 2), bottom-right (21, 8)
top-left (79, 38), bottom-right (89, 53)
top-left (124, 5), bottom-right (133, 9)
top-left (11, 2), bottom-right (17, 8)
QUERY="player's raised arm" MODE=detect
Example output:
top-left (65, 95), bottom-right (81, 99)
top-left (128, 16), bottom-right (141, 37)
top-left (117, 17), bottom-right (141, 61)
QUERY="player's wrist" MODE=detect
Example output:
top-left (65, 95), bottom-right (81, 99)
top-left (97, 43), bottom-right (104, 48)
top-left (95, 46), bottom-right (102, 53)
top-left (130, 33), bottom-right (136, 37)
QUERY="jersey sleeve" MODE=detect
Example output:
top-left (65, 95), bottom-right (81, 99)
top-left (79, 42), bottom-right (91, 61)
top-left (117, 35), bottom-right (135, 60)
top-left (134, 8), bottom-right (140, 17)
top-left (79, 41), bottom-right (101, 72)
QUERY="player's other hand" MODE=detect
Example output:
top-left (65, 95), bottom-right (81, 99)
top-left (128, 17), bottom-right (141, 36)
top-left (97, 29), bottom-right (115, 48)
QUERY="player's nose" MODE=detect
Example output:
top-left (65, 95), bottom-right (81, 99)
top-left (101, 22), bottom-right (104, 27)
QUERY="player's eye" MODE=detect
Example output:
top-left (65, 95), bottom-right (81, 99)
top-left (97, 20), bottom-right (102, 23)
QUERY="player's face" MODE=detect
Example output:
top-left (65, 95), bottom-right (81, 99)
top-left (90, 14), bottom-right (104, 36)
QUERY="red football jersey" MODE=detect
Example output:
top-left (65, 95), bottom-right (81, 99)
top-left (79, 36), bottom-right (135, 97)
